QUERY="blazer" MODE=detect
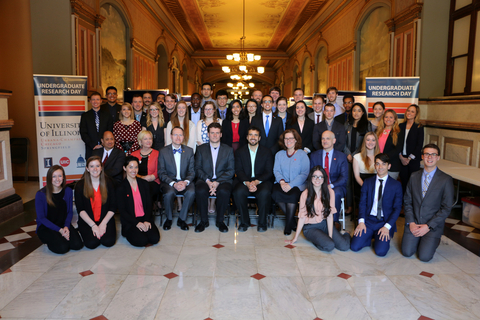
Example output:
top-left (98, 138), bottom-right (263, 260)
top-left (286, 117), bottom-right (315, 151)
top-left (221, 118), bottom-right (249, 149)
top-left (135, 111), bottom-right (148, 127)
top-left (273, 112), bottom-right (291, 131)
top-left (308, 112), bottom-right (323, 124)
top-left (35, 187), bottom-right (73, 232)
top-left (381, 130), bottom-right (405, 172)
top-left (131, 149), bottom-right (160, 184)
top-left (399, 122), bottom-right (424, 159)
top-left (235, 144), bottom-right (273, 183)
top-left (310, 149), bottom-right (348, 191)
top-left (117, 178), bottom-right (154, 236)
top-left (334, 112), bottom-right (348, 125)
top-left (101, 102), bottom-right (121, 123)
top-left (158, 144), bottom-right (195, 184)
top-left (92, 147), bottom-right (126, 185)
top-left (312, 120), bottom-right (346, 152)
top-left (251, 113), bottom-right (283, 155)
top-left (195, 143), bottom-right (235, 184)
top-left (74, 179), bottom-right (116, 225)
top-left (79, 108), bottom-right (113, 158)
top-left (403, 169), bottom-right (454, 236)
top-left (343, 121), bottom-right (373, 157)
top-left (358, 175), bottom-right (403, 232)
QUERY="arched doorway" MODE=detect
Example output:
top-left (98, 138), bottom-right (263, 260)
top-left (157, 45), bottom-right (168, 89)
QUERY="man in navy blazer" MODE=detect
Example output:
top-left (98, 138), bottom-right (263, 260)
top-left (351, 153), bottom-right (403, 256)
top-left (251, 95), bottom-right (283, 155)
top-left (158, 126), bottom-right (195, 231)
top-left (310, 130), bottom-right (348, 222)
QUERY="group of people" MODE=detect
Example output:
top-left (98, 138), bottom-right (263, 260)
top-left (35, 84), bottom-right (454, 263)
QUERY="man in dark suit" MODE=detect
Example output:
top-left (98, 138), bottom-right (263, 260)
top-left (310, 130), bottom-right (348, 223)
top-left (215, 89), bottom-right (229, 120)
top-left (402, 144), bottom-right (454, 262)
top-left (158, 126), bottom-right (195, 231)
top-left (195, 122), bottom-right (235, 233)
top-left (92, 131), bottom-right (125, 187)
top-left (334, 94), bottom-right (354, 125)
top-left (101, 86), bottom-right (121, 123)
top-left (80, 92), bottom-right (113, 159)
top-left (251, 95), bottom-right (283, 155)
top-left (350, 153), bottom-right (403, 256)
top-left (312, 103), bottom-right (346, 151)
top-left (308, 94), bottom-right (325, 124)
top-left (132, 94), bottom-right (147, 126)
top-left (233, 126), bottom-right (273, 232)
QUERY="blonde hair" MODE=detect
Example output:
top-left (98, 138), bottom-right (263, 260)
top-left (403, 104), bottom-right (422, 125)
top-left (121, 103), bottom-right (134, 120)
top-left (137, 130), bottom-right (153, 147)
top-left (359, 132), bottom-right (380, 173)
top-left (146, 102), bottom-right (165, 127)
top-left (375, 109), bottom-right (401, 145)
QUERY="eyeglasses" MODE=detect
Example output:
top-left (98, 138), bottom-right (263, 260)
top-left (263, 100), bottom-right (273, 104)
top-left (284, 137), bottom-right (295, 141)
top-left (423, 153), bottom-right (438, 158)
top-left (106, 93), bottom-right (117, 96)
top-left (149, 108), bottom-right (159, 112)
top-left (344, 101), bottom-right (353, 105)
top-left (205, 108), bottom-right (214, 112)
top-left (312, 175), bottom-right (324, 180)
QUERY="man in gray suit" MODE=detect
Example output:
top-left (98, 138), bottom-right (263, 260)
top-left (402, 144), bottom-right (454, 262)
top-left (158, 126), bottom-right (195, 231)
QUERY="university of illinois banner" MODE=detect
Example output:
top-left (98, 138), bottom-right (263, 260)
top-left (33, 75), bottom-right (88, 188)
top-left (366, 77), bottom-right (419, 119)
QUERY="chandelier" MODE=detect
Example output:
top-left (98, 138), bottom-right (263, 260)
top-left (222, 0), bottom-right (264, 76)
top-left (226, 81), bottom-right (254, 98)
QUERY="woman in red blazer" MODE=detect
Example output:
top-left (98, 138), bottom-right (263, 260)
top-left (131, 130), bottom-right (160, 202)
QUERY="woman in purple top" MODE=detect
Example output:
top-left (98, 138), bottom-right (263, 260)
top-left (35, 165), bottom-right (83, 254)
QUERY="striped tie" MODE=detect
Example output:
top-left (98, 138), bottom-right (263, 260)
top-left (422, 173), bottom-right (430, 198)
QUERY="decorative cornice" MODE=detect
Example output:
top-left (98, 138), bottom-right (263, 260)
top-left (327, 41), bottom-right (356, 63)
top-left (0, 120), bottom-right (14, 130)
top-left (386, 3), bottom-right (423, 32)
top-left (70, 0), bottom-right (102, 24)
top-left (421, 120), bottom-right (480, 132)
top-left (130, 38), bottom-right (156, 61)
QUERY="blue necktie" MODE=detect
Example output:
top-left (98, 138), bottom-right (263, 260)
top-left (265, 115), bottom-right (270, 137)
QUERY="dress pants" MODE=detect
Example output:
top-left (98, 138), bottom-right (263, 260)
top-left (195, 180), bottom-right (232, 223)
top-left (78, 218), bottom-right (117, 249)
top-left (123, 223), bottom-right (160, 247)
top-left (401, 224), bottom-right (442, 262)
top-left (332, 187), bottom-right (345, 222)
top-left (303, 220), bottom-right (350, 252)
top-left (350, 217), bottom-right (395, 256)
top-left (233, 181), bottom-right (272, 227)
top-left (37, 224), bottom-right (84, 254)
top-left (160, 182), bottom-right (195, 221)
top-left (399, 158), bottom-right (421, 194)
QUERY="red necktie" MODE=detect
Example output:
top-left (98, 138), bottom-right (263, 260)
top-left (103, 152), bottom-right (109, 165)
top-left (325, 152), bottom-right (330, 183)
top-left (316, 114), bottom-right (320, 124)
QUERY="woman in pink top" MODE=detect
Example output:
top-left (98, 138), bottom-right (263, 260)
top-left (117, 156), bottom-right (160, 247)
top-left (286, 166), bottom-right (351, 251)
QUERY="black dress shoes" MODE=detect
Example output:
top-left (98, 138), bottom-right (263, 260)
top-left (177, 219), bottom-right (189, 231)
top-left (163, 219), bottom-right (172, 230)
top-left (195, 220), bottom-right (209, 233)
top-left (237, 223), bottom-right (249, 232)
top-left (257, 225), bottom-right (267, 232)
top-left (216, 221), bottom-right (228, 233)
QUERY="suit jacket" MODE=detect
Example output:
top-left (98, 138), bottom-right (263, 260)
top-left (221, 118), bottom-right (249, 149)
top-left (358, 175), bottom-right (403, 232)
top-left (235, 144), bottom-right (273, 183)
top-left (251, 113), bottom-right (283, 155)
top-left (101, 102), bottom-right (121, 123)
top-left (92, 147), bottom-right (125, 185)
top-left (136, 111), bottom-right (148, 127)
top-left (312, 120), bottom-right (346, 152)
top-left (308, 112), bottom-right (323, 124)
top-left (334, 112), bottom-right (348, 125)
top-left (130, 149), bottom-right (160, 184)
top-left (158, 144), bottom-right (195, 184)
top-left (286, 117), bottom-right (315, 151)
top-left (343, 121), bottom-right (373, 156)
top-left (399, 122), bottom-right (424, 159)
top-left (403, 169), bottom-right (454, 236)
top-left (195, 143), bottom-right (235, 184)
top-left (382, 130), bottom-right (405, 172)
top-left (310, 149), bottom-right (348, 191)
top-left (80, 108), bottom-right (113, 158)
top-left (117, 178), bottom-right (153, 236)
top-left (74, 179), bottom-right (116, 225)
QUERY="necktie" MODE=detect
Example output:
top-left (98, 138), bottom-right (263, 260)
top-left (422, 173), bottom-right (431, 198)
top-left (173, 148), bottom-right (182, 154)
top-left (103, 152), bottom-right (108, 165)
top-left (221, 110), bottom-right (225, 119)
top-left (265, 115), bottom-right (270, 137)
top-left (377, 179), bottom-right (383, 220)
top-left (95, 111), bottom-right (99, 132)
top-left (316, 114), bottom-right (320, 124)
top-left (325, 152), bottom-right (330, 183)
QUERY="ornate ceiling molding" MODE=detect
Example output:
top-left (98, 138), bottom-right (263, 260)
top-left (385, 3), bottom-right (423, 32)
top-left (70, 0), bottom-right (105, 26)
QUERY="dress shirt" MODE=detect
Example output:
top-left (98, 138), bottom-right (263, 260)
top-left (134, 111), bottom-right (142, 122)
top-left (332, 102), bottom-right (345, 117)
top-left (210, 144), bottom-right (220, 180)
top-left (102, 148), bottom-right (113, 162)
top-left (262, 112), bottom-right (273, 129)
top-left (244, 145), bottom-right (262, 185)
top-left (422, 167), bottom-right (437, 190)
top-left (322, 149), bottom-right (334, 187)
top-left (325, 119), bottom-right (333, 131)
top-left (218, 108), bottom-right (227, 120)
top-left (359, 175), bottom-right (391, 230)
top-left (190, 107), bottom-right (201, 125)
top-left (314, 112), bottom-right (322, 124)
top-left (169, 145), bottom-right (190, 186)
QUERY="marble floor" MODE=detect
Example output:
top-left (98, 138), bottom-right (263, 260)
top-left (1, 211), bottom-right (480, 320)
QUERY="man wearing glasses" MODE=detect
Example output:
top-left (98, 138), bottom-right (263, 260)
top-left (251, 95), bottom-right (283, 155)
top-left (401, 144), bottom-right (454, 262)
top-left (334, 94), bottom-right (355, 125)
top-left (101, 86), bottom-right (121, 122)
top-left (215, 90), bottom-right (229, 120)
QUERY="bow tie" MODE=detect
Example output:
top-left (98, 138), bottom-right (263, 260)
top-left (173, 148), bottom-right (182, 154)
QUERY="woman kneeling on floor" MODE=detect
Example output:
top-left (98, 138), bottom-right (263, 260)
top-left (286, 166), bottom-right (350, 251)
top-left (117, 156), bottom-right (160, 247)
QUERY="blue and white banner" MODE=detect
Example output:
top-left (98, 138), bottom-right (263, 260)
top-left (34, 75), bottom-right (88, 187)
top-left (366, 77), bottom-right (419, 119)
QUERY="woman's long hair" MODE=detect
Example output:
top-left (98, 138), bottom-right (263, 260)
top-left (348, 103), bottom-right (369, 133)
top-left (287, 100), bottom-right (307, 126)
top-left (273, 96), bottom-right (288, 117)
top-left (146, 102), bottom-right (165, 128)
top-left (82, 156), bottom-right (107, 204)
top-left (359, 132), bottom-right (380, 173)
top-left (200, 101), bottom-right (219, 123)
top-left (305, 166), bottom-right (331, 219)
top-left (171, 100), bottom-right (190, 144)
top-left (375, 109), bottom-right (401, 145)
top-left (403, 104), bottom-right (422, 127)
top-left (226, 99), bottom-right (245, 120)
top-left (45, 165), bottom-right (66, 207)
